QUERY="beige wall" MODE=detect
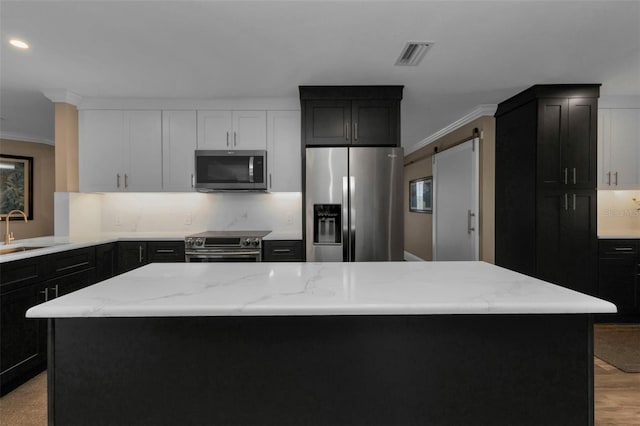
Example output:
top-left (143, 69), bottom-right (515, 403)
top-left (1, 139), bottom-right (55, 239)
top-left (403, 116), bottom-right (495, 263)
top-left (54, 103), bottom-right (79, 192)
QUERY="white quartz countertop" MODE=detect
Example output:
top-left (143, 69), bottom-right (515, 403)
top-left (0, 232), bottom-right (302, 263)
top-left (26, 261), bottom-right (616, 318)
top-left (598, 232), bottom-right (640, 239)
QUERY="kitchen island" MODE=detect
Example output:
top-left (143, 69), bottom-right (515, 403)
top-left (27, 261), bottom-right (615, 426)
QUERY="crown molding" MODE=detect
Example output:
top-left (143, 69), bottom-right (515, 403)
top-left (405, 104), bottom-right (497, 156)
top-left (77, 97), bottom-right (300, 110)
top-left (0, 131), bottom-right (54, 145)
top-left (42, 89), bottom-right (83, 106)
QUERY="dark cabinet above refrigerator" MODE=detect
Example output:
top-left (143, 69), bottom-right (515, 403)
top-left (299, 86), bottom-right (403, 147)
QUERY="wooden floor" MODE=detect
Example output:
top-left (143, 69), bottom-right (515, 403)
top-left (1, 359), bottom-right (639, 425)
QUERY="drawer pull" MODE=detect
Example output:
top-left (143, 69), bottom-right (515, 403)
top-left (613, 247), bottom-right (634, 251)
top-left (156, 249), bottom-right (175, 254)
top-left (273, 249), bottom-right (292, 254)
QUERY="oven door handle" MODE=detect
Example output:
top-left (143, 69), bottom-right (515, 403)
top-left (185, 251), bottom-right (261, 257)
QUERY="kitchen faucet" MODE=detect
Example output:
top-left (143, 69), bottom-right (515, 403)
top-left (2, 209), bottom-right (28, 244)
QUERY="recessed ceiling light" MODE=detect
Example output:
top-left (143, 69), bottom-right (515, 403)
top-left (9, 38), bottom-right (30, 50)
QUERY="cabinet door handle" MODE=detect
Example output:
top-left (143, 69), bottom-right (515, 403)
top-left (614, 171), bottom-right (618, 186)
top-left (124, 174), bottom-right (128, 189)
top-left (139, 245), bottom-right (143, 263)
top-left (563, 168), bottom-right (568, 185)
top-left (52, 285), bottom-right (59, 298)
top-left (564, 193), bottom-right (568, 211)
top-left (191, 173), bottom-right (195, 188)
top-left (354, 122), bottom-right (358, 141)
top-left (273, 249), bottom-right (291, 254)
top-left (572, 168), bottom-right (576, 184)
top-left (269, 173), bottom-right (272, 189)
top-left (572, 193), bottom-right (576, 211)
top-left (226, 131), bottom-right (229, 147)
top-left (607, 171), bottom-right (611, 185)
top-left (40, 288), bottom-right (49, 302)
top-left (234, 131), bottom-right (237, 147)
top-left (117, 173), bottom-right (121, 188)
top-left (345, 122), bottom-right (350, 141)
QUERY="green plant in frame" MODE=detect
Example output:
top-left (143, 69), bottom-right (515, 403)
top-left (0, 162), bottom-right (25, 212)
top-left (0, 155), bottom-right (33, 219)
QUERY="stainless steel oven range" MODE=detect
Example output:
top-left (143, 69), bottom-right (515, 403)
top-left (184, 231), bottom-right (271, 262)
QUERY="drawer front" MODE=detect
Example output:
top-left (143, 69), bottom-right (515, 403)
top-left (48, 247), bottom-right (96, 278)
top-left (598, 239), bottom-right (639, 257)
top-left (147, 241), bottom-right (185, 263)
top-left (0, 258), bottom-right (45, 293)
top-left (263, 240), bottom-right (303, 262)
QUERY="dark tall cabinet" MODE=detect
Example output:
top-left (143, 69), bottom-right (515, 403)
top-left (495, 84), bottom-right (600, 295)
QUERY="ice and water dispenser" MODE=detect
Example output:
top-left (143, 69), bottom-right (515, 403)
top-left (313, 204), bottom-right (341, 244)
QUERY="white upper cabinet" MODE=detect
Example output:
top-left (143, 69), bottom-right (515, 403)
top-left (80, 110), bottom-right (162, 192)
top-left (598, 108), bottom-right (640, 189)
top-left (266, 110), bottom-right (301, 192)
top-left (197, 110), bottom-right (266, 150)
top-left (162, 110), bottom-right (197, 191)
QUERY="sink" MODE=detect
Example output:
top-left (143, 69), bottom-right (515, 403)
top-left (0, 246), bottom-right (49, 255)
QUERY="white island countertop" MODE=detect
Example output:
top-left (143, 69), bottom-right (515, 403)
top-left (26, 261), bottom-right (616, 318)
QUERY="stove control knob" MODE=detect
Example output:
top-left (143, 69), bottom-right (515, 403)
top-left (251, 238), bottom-right (260, 247)
top-left (195, 238), bottom-right (205, 248)
top-left (185, 238), bottom-right (193, 248)
top-left (242, 238), bottom-right (251, 247)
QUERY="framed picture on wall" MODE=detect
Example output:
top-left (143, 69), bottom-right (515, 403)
top-left (409, 176), bottom-right (432, 213)
top-left (0, 154), bottom-right (34, 220)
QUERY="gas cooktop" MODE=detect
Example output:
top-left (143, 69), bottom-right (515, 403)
top-left (186, 230), bottom-right (271, 239)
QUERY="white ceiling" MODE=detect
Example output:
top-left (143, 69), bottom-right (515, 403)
top-left (1, 0), bottom-right (639, 149)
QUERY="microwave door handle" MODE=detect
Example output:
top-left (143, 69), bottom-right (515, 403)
top-left (249, 156), bottom-right (254, 183)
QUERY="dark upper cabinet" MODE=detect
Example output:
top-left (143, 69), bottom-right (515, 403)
top-left (537, 97), bottom-right (598, 189)
top-left (300, 86), bottom-right (403, 147)
top-left (495, 84), bottom-right (600, 294)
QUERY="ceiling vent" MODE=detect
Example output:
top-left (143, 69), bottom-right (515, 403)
top-left (395, 42), bottom-right (433, 66)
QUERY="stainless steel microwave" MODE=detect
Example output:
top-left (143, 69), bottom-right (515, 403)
top-left (194, 150), bottom-right (267, 191)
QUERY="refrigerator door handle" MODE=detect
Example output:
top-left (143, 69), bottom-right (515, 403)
top-left (342, 176), bottom-right (349, 262)
top-left (350, 176), bottom-right (356, 261)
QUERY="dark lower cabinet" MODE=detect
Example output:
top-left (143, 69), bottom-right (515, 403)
top-left (147, 241), bottom-right (185, 263)
top-left (117, 240), bottom-right (185, 274)
top-left (263, 240), bottom-right (304, 262)
top-left (117, 241), bottom-right (147, 274)
top-left (536, 190), bottom-right (597, 295)
top-left (597, 239), bottom-right (639, 319)
top-left (0, 281), bottom-right (47, 395)
top-left (0, 246), bottom-right (97, 395)
top-left (95, 243), bottom-right (117, 282)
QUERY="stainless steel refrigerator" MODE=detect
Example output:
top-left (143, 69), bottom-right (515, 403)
top-left (305, 147), bottom-right (404, 262)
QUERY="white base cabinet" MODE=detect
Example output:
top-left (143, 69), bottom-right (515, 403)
top-left (197, 110), bottom-right (266, 150)
top-left (598, 108), bottom-right (640, 189)
top-left (267, 111), bottom-right (301, 192)
top-left (80, 110), bottom-right (162, 192)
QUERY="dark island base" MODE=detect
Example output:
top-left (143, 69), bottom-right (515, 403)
top-left (49, 314), bottom-right (594, 426)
